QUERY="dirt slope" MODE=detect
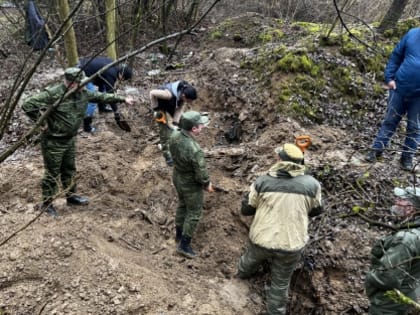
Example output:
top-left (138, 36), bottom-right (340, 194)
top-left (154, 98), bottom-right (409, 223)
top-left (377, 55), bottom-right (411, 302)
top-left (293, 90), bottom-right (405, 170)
top-left (1, 13), bottom-right (418, 315)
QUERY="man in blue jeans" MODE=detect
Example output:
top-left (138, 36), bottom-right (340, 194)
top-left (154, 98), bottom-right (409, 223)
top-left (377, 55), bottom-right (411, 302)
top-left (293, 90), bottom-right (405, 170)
top-left (366, 27), bottom-right (420, 171)
top-left (78, 57), bottom-right (132, 133)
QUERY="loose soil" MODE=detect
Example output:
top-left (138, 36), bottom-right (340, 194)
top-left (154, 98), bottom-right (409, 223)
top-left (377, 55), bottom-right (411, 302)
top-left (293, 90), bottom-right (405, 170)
top-left (0, 12), bottom-right (417, 315)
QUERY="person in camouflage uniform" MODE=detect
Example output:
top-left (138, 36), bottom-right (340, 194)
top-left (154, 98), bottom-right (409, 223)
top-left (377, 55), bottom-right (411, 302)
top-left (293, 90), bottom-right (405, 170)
top-left (237, 143), bottom-right (322, 315)
top-left (150, 80), bottom-right (197, 166)
top-left (366, 187), bottom-right (420, 315)
top-left (168, 111), bottom-right (212, 258)
top-left (22, 67), bottom-right (134, 216)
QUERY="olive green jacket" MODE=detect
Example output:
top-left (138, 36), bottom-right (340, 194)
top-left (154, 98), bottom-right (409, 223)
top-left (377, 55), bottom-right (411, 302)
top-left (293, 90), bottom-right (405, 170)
top-left (242, 161), bottom-right (322, 251)
top-left (22, 83), bottom-right (125, 138)
top-left (169, 129), bottom-right (209, 187)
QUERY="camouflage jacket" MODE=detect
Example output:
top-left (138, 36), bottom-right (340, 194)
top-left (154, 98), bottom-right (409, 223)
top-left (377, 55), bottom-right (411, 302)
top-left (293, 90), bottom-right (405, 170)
top-left (366, 228), bottom-right (420, 294)
top-left (22, 83), bottom-right (125, 138)
top-left (169, 129), bottom-right (209, 186)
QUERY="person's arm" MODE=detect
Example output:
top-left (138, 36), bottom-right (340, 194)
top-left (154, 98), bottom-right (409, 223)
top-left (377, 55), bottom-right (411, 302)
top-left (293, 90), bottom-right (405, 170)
top-left (192, 150), bottom-right (210, 187)
top-left (149, 89), bottom-right (172, 108)
top-left (241, 182), bottom-right (259, 216)
top-left (309, 183), bottom-right (323, 217)
top-left (365, 240), bottom-right (413, 291)
top-left (172, 105), bottom-right (184, 124)
top-left (384, 32), bottom-right (409, 84)
top-left (166, 109), bottom-right (183, 129)
top-left (86, 89), bottom-right (133, 106)
top-left (241, 191), bottom-right (257, 216)
top-left (22, 89), bottom-right (55, 121)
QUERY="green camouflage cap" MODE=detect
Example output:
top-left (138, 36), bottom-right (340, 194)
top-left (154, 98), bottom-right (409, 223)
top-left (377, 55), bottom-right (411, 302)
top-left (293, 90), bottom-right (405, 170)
top-left (179, 111), bottom-right (209, 130)
top-left (64, 67), bottom-right (86, 82)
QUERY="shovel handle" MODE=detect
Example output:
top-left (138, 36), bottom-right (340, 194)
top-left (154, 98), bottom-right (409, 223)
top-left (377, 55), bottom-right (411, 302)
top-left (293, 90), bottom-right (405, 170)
top-left (295, 135), bottom-right (311, 152)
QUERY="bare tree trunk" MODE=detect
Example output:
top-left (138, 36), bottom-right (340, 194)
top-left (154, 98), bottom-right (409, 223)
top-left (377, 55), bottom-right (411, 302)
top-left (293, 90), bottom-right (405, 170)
top-left (128, 0), bottom-right (143, 67)
top-left (57, 0), bottom-right (79, 66)
top-left (377, 0), bottom-right (410, 34)
top-left (105, 0), bottom-right (117, 60)
top-left (0, 0), bottom-right (221, 163)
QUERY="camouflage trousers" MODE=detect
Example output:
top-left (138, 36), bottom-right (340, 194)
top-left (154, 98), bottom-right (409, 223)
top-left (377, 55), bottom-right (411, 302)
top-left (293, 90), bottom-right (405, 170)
top-left (157, 119), bottom-right (174, 161)
top-left (41, 135), bottom-right (77, 202)
top-left (238, 242), bottom-right (301, 315)
top-left (173, 176), bottom-right (203, 238)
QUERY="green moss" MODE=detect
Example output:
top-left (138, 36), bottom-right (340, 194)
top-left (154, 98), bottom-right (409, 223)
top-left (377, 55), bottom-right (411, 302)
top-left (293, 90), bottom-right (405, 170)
top-left (210, 30), bottom-right (222, 40)
top-left (383, 18), bottom-right (420, 39)
top-left (364, 54), bottom-right (386, 77)
top-left (273, 44), bottom-right (287, 55)
top-left (258, 28), bottom-right (284, 43)
top-left (340, 40), bottom-right (366, 57)
top-left (319, 33), bottom-right (341, 46)
top-left (373, 83), bottom-right (384, 96)
top-left (276, 52), bottom-right (317, 75)
top-left (292, 21), bottom-right (321, 33)
top-left (278, 89), bottom-right (292, 102)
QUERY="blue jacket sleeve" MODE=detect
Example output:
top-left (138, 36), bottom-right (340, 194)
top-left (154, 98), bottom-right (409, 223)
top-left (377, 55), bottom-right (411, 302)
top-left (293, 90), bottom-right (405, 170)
top-left (384, 33), bottom-right (408, 83)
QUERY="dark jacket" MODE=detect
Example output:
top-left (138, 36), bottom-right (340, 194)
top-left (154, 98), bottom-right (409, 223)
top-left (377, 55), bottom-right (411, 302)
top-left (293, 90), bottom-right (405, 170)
top-left (155, 81), bottom-right (189, 116)
top-left (78, 57), bottom-right (119, 93)
top-left (384, 28), bottom-right (420, 97)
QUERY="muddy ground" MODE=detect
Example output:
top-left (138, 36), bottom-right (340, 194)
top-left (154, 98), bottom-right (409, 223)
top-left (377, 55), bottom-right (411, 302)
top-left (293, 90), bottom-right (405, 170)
top-left (0, 12), bottom-right (418, 315)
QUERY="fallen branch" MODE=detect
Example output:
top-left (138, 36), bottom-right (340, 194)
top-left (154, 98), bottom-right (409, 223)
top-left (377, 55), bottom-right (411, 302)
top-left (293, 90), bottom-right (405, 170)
top-left (119, 237), bottom-right (143, 251)
top-left (353, 212), bottom-right (420, 231)
top-left (0, 209), bottom-right (45, 247)
top-left (385, 289), bottom-right (420, 310)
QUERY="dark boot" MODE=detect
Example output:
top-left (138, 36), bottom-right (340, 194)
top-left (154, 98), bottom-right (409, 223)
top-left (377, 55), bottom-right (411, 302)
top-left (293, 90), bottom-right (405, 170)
top-left (400, 157), bottom-right (413, 171)
top-left (42, 201), bottom-right (58, 217)
top-left (175, 226), bottom-right (182, 243)
top-left (365, 150), bottom-right (382, 163)
top-left (177, 235), bottom-right (197, 259)
top-left (66, 194), bottom-right (89, 205)
top-left (83, 117), bottom-right (95, 133)
top-left (98, 104), bottom-right (113, 113)
top-left (165, 156), bottom-right (174, 167)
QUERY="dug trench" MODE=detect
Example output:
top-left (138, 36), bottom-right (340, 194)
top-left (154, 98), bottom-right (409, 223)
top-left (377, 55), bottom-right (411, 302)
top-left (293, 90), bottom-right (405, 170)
top-left (0, 14), bottom-right (408, 314)
top-left (0, 94), bottom-right (379, 314)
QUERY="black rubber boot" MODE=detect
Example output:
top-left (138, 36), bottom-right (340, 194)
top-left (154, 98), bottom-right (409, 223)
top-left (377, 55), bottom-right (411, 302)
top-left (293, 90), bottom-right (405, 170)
top-left (66, 194), bottom-right (89, 205)
top-left (42, 201), bottom-right (58, 217)
top-left (83, 117), bottom-right (95, 133)
top-left (177, 235), bottom-right (197, 259)
top-left (175, 226), bottom-right (182, 243)
top-left (365, 150), bottom-right (382, 163)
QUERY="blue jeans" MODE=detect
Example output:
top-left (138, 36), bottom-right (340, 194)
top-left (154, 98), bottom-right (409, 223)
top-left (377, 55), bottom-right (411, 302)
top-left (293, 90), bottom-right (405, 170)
top-left (85, 82), bottom-right (97, 117)
top-left (372, 90), bottom-right (420, 160)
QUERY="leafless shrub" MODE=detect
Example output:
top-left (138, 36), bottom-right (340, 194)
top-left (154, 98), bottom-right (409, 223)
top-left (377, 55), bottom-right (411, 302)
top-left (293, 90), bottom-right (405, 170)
top-left (210, 0), bottom-right (419, 24)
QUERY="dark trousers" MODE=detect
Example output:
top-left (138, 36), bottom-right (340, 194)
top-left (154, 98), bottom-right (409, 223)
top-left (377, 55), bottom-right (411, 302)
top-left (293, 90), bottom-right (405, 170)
top-left (238, 242), bottom-right (301, 315)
